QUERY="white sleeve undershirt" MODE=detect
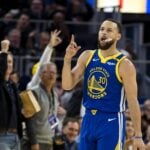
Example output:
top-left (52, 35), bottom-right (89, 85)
top-left (27, 46), bottom-right (53, 89)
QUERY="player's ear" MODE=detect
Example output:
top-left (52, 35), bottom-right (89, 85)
top-left (117, 33), bottom-right (121, 41)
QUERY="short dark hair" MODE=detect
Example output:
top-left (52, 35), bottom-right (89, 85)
top-left (62, 117), bottom-right (80, 127)
top-left (104, 18), bottom-right (122, 34)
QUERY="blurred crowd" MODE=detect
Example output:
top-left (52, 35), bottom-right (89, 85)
top-left (124, 99), bottom-right (150, 150)
top-left (0, 0), bottom-right (95, 77)
top-left (0, 0), bottom-right (94, 55)
top-left (0, 0), bottom-right (150, 150)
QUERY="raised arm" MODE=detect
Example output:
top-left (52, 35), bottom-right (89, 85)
top-left (119, 59), bottom-right (145, 150)
top-left (1, 39), bottom-right (10, 53)
top-left (62, 35), bottom-right (91, 90)
top-left (27, 30), bottom-right (62, 89)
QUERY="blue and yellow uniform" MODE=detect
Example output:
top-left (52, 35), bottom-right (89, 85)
top-left (79, 49), bottom-right (127, 150)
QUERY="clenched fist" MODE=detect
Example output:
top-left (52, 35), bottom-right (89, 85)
top-left (1, 39), bottom-right (10, 53)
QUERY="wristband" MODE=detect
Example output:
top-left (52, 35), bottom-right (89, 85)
top-left (133, 136), bottom-right (142, 139)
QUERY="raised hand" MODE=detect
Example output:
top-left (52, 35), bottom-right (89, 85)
top-left (49, 30), bottom-right (62, 47)
top-left (1, 39), bottom-right (10, 53)
top-left (65, 35), bottom-right (81, 59)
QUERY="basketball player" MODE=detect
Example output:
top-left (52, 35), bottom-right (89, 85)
top-left (62, 19), bottom-right (145, 150)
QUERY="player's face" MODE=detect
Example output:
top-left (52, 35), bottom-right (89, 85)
top-left (98, 20), bottom-right (121, 50)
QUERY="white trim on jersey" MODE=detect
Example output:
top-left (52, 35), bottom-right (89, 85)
top-left (120, 87), bottom-right (126, 112)
top-left (117, 112), bottom-right (124, 150)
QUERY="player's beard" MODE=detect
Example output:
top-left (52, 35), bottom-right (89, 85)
top-left (98, 39), bottom-right (115, 50)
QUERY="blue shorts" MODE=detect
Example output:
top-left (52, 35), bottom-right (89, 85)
top-left (79, 109), bottom-right (125, 150)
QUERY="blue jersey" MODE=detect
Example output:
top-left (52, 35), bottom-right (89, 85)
top-left (83, 49), bottom-right (127, 113)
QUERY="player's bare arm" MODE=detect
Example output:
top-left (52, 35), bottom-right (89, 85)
top-left (62, 35), bottom-right (92, 90)
top-left (119, 59), bottom-right (140, 134)
top-left (119, 58), bottom-right (145, 150)
top-left (70, 50), bottom-right (92, 88)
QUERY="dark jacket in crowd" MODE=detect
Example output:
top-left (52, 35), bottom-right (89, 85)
top-left (53, 134), bottom-right (78, 150)
top-left (0, 53), bottom-right (23, 138)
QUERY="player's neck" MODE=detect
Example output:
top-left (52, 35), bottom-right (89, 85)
top-left (101, 46), bottom-right (119, 57)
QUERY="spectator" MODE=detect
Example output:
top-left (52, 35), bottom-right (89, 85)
top-left (48, 10), bottom-right (70, 57)
top-left (0, 12), bottom-right (15, 41)
top-left (44, 0), bottom-right (67, 20)
top-left (47, 10), bottom-right (71, 75)
top-left (22, 62), bottom-right (59, 150)
top-left (27, 0), bottom-right (48, 30)
top-left (27, 30), bottom-right (61, 89)
top-left (27, 31), bottom-right (50, 56)
top-left (22, 30), bottom-right (66, 150)
top-left (6, 28), bottom-right (25, 56)
top-left (19, 30), bottom-right (61, 91)
top-left (28, 0), bottom-right (45, 20)
top-left (0, 39), bottom-right (23, 150)
top-left (124, 118), bottom-right (135, 150)
top-left (53, 117), bottom-right (80, 150)
top-left (15, 13), bottom-right (34, 49)
top-left (27, 30), bottom-right (67, 132)
top-left (66, 0), bottom-right (94, 22)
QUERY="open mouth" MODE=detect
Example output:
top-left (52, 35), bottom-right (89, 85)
top-left (101, 37), bottom-right (107, 42)
top-left (101, 37), bottom-right (112, 43)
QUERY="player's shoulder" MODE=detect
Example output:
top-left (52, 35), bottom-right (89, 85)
top-left (80, 50), bottom-right (95, 59)
top-left (78, 50), bottom-right (95, 64)
top-left (121, 58), bottom-right (135, 68)
top-left (119, 58), bottom-right (136, 75)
